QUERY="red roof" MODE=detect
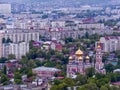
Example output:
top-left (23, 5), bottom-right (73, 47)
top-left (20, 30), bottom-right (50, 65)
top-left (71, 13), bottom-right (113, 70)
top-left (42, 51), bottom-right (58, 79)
top-left (56, 76), bottom-right (64, 79)
top-left (56, 44), bottom-right (62, 51)
top-left (111, 82), bottom-right (120, 85)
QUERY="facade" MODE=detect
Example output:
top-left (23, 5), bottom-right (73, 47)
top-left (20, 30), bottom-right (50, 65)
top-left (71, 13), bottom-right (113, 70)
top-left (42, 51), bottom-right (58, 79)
top-left (95, 42), bottom-right (106, 74)
top-left (0, 30), bottom-right (5, 58)
top-left (2, 42), bottom-right (29, 59)
top-left (100, 36), bottom-right (120, 52)
top-left (67, 42), bottom-right (106, 78)
top-left (78, 23), bottom-right (105, 29)
top-left (32, 67), bottom-right (61, 78)
top-left (4, 30), bottom-right (40, 43)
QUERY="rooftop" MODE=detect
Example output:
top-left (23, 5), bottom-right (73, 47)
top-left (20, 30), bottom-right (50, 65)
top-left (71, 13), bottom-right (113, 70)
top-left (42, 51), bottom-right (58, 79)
top-left (33, 66), bottom-right (61, 72)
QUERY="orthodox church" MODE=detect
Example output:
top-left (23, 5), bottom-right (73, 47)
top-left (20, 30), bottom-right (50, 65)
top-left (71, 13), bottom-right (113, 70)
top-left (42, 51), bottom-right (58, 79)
top-left (67, 41), bottom-right (106, 77)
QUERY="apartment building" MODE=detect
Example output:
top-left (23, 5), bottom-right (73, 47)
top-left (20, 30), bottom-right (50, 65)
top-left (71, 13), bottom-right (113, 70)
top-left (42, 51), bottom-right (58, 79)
top-left (4, 30), bottom-right (40, 43)
top-left (2, 42), bottom-right (29, 59)
top-left (100, 36), bottom-right (120, 52)
top-left (78, 23), bottom-right (105, 29)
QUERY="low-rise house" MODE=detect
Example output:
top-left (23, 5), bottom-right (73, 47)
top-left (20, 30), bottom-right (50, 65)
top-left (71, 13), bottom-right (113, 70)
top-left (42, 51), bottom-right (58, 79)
top-left (32, 66), bottom-right (61, 78)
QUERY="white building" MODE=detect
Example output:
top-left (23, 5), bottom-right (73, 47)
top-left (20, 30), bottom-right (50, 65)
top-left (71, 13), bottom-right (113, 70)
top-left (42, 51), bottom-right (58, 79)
top-left (51, 21), bottom-right (65, 27)
top-left (3, 42), bottom-right (29, 59)
top-left (78, 23), bottom-right (105, 29)
top-left (0, 4), bottom-right (11, 14)
top-left (0, 30), bottom-right (5, 58)
top-left (4, 31), bottom-right (40, 43)
top-left (100, 36), bottom-right (120, 52)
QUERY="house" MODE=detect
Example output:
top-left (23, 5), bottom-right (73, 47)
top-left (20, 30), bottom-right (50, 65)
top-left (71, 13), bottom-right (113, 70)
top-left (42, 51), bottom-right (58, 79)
top-left (32, 66), bottom-right (61, 78)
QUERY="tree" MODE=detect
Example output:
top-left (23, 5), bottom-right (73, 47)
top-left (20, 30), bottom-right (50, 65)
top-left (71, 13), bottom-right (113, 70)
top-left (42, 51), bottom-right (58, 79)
top-left (76, 74), bottom-right (87, 85)
top-left (50, 85), bottom-right (58, 90)
top-left (27, 69), bottom-right (34, 78)
top-left (78, 83), bottom-right (98, 90)
top-left (62, 78), bottom-right (75, 87)
top-left (3, 66), bottom-right (7, 75)
top-left (6, 37), bottom-right (12, 43)
top-left (2, 38), bottom-right (6, 43)
top-left (14, 72), bottom-right (22, 80)
top-left (14, 79), bottom-right (23, 84)
top-left (0, 57), bottom-right (8, 63)
top-left (8, 54), bottom-right (16, 60)
top-left (105, 64), bottom-right (115, 73)
top-left (50, 83), bottom-right (67, 90)
top-left (85, 32), bottom-right (89, 39)
top-left (96, 78), bottom-right (109, 88)
top-left (27, 60), bottom-right (36, 68)
top-left (14, 72), bottom-right (23, 84)
top-left (85, 67), bottom-right (95, 77)
top-left (54, 79), bottom-right (61, 85)
top-left (26, 49), bottom-right (38, 59)
top-left (100, 86), bottom-right (108, 90)
top-left (1, 74), bottom-right (9, 85)
top-left (95, 73), bottom-right (105, 79)
top-left (20, 56), bottom-right (29, 67)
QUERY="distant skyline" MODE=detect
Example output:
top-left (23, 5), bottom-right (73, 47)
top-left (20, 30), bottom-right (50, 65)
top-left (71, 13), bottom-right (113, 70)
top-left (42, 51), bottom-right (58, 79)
top-left (0, 0), bottom-right (120, 5)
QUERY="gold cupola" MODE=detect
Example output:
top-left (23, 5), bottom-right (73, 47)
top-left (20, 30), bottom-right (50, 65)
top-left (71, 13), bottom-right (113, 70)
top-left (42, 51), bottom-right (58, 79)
top-left (78, 56), bottom-right (83, 61)
top-left (97, 41), bottom-right (101, 49)
top-left (75, 48), bottom-right (83, 57)
top-left (69, 56), bottom-right (73, 61)
top-left (86, 56), bottom-right (90, 60)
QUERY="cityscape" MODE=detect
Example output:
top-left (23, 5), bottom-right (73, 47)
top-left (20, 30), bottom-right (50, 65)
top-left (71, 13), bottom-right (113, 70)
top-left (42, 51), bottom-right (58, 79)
top-left (0, 0), bottom-right (120, 90)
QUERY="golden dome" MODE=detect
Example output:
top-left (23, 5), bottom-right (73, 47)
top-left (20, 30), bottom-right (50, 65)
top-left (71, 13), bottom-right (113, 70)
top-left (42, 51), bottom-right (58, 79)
top-left (86, 56), bottom-right (90, 60)
top-left (75, 48), bottom-right (83, 57)
top-left (97, 41), bottom-right (101, 49)
top-left (78, 56), bottom-right (83, 61)
top-left (69, 56), bottom-right (73, 60)
top-left (97, 45), bottom-right (101, 49)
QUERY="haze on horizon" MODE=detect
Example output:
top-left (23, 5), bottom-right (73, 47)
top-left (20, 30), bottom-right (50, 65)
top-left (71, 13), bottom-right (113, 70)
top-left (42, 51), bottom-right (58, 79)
top-left (0, 0), bottom-right (118, 5)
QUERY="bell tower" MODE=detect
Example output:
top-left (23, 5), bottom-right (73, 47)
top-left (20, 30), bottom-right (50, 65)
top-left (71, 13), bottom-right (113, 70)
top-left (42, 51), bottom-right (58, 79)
top-left (95, 41), bottom-right (106, 74)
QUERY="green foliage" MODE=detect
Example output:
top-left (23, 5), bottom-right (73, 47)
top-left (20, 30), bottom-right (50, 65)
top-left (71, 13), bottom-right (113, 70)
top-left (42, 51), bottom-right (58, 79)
top-left (14, 79), bottom-right (23, 84)
top-left (14, 72), bottom-right (22, 80)
top-left (105, 64), bottom-right (115, 73)
top-left (62, 78), bottom-right (75, 86)
top-left (27, 69), bottom-right (34, 78)
top-left (85, 67), bottom-right (95, 77)
top-left (95, 73), bottom-right (106, 79)
top-left (100, 86), bottom-right (108, 90)
top-left (75, 74), bottom-right (87, 85)
top-left (78, 83), bottom-right (99, 90)
top-left (8, 54), bottom-right (16, 60)
top-left (85, 32), bottom-right (89, 39)
top-left (3, 66), bottom-right (7, 75)
top-left (50, 83), bottom-right (67, 90)
top-left (2, 38), bottom-right (12, 43)
top-left (96, 78), bottom-right (109, 88)
top-left (14, 71), bottom-right (23, 84)
top-left (2, 38), bottom-right (6, 43)
top-left (54, 79), bottom-right (61, 85)
top-left (109, 72), bottom-right (120, 82)
top-left (6, 38), bottom-right (12, 43)
top-left (0, 57), bottom-right (8, 63)
top-left (1, 74), bottom-right (9, 85)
